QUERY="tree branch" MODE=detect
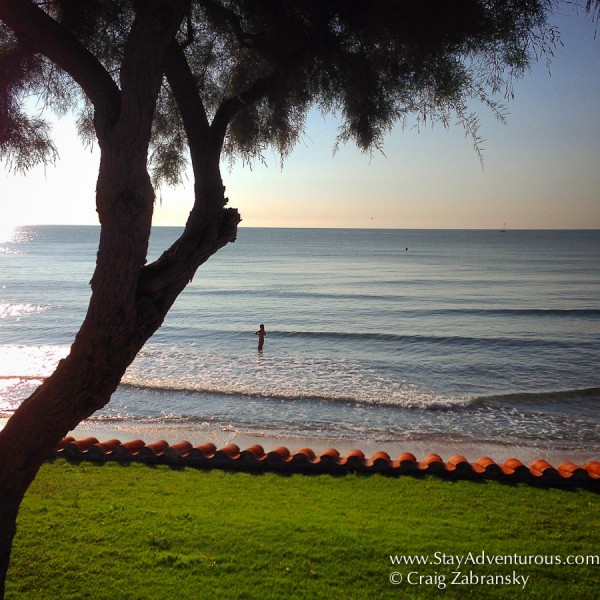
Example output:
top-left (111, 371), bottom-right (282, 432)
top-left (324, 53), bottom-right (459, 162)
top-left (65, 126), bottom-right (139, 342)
top-left (164, 38), bottom-right (212, 150)
top-left (115, 1), bottom-right (188, 152)
top-left (137, 34), bottom-right (240, 300)
top-left (210, 71), bottom-right (281, 151)
top-left (0, 0), bottom-right (121, 127)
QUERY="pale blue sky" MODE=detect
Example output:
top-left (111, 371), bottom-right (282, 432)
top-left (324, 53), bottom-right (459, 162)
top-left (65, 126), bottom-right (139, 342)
top-left (2, 9), bottom-right (599, 230)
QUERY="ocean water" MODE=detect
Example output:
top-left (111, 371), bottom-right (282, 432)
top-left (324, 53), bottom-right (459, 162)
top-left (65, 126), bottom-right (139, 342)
top-left (1, 225), bottom-right (599, 461)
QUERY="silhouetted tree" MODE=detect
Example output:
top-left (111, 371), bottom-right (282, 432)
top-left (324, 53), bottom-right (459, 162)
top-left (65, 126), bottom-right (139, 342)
top-left (0, 0), bottom-right (597, 594)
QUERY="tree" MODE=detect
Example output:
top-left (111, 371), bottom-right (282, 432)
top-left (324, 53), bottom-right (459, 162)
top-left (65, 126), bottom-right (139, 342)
top-left (0, 0), bottom-right (597, 594)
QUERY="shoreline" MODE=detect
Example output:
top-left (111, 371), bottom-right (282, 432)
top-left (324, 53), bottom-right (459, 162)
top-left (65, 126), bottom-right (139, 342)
top-left (67, 421), bottom-right (599, 467)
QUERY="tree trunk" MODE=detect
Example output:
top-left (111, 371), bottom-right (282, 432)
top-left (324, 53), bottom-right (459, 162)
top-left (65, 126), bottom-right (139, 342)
top-left (0, 153), bottom-right (238, 597)
top-left (0, 3), bottom-right (244, 593)
top-left (0, 2), bottom-right (201, 593)
top-left (0, 127), bottom-right (151, 586)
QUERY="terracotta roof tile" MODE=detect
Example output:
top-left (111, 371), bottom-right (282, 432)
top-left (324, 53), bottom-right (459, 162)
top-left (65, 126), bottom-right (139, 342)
top-left (95, 439), bottom-right (122, 453)
top-left (112, 439), bottom-right (146, 460)
top-left (265, 446), bottom-right (292, 463)
top-left (393, 452), bottom-right (419, 474)
top-left (341, 450), bottom-right (366, 470)
top-left (194, 442), bottom-right (217, 457)
top-left (296, 447), bottom-right (317, 461)
top-left (56, 436), bottom-right (75, 451)
top-left (164, 440), bottom-right (193, 459)
top-left (343, 449), bottom-right (365, 461)
top-left (395, 451), bottom-right (417, 464)
top-left (501, 458), bottom-right (531, 480)
top-left (240, 444), bottom-right (266, 460)
top-left (320, 448), bottom-right (340, 462)
top-left (557, 461), bottom-right (590, 483)
top-left (51, 438), bottom-right (599, 489)
top-left (141, 440), bottom-right (169, 458)
top-left (530, 459), bottom-right (558, 478)
top-left (420, 453), bottom-right (444, 474)
top-left (584, 461), bottom-right (600, 479)
top-left (473, 456), bottom-right (502, 478)
top-left (70, 437), bottom-right (99, 452)
top-left (368, 451), bottom-right (394, 474)
top-left (214, 443), bottom-right (241, 460)
top-left (446, 455), bottom-right (475, 477)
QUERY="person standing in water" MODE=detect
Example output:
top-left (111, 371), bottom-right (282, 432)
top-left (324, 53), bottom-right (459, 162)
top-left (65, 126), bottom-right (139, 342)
top-left (255, 324), bottom-right (266, 351)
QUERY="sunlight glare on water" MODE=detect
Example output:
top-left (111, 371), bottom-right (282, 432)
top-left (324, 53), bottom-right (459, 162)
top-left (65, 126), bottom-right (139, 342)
top-left (0, 222), bottom-right (17, 245)
top-left (0, 345), bottom-right (67, 379)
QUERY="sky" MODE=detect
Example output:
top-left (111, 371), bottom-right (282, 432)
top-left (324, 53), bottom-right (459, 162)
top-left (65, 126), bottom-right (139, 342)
top-left (1, 8), bottom-right (600, 230)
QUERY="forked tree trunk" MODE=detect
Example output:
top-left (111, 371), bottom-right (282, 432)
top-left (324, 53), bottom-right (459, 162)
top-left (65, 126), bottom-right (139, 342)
top-left (0, 121), bottom-right (238, 597)
top-left (0, 2), bottom-right (200, 594)
top-left (0, 2), bottom-right (244, 592)
top-left (0, 132), bottom-right (154, 589)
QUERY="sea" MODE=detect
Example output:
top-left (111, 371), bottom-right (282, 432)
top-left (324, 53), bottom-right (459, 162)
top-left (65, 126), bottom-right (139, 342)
top-left (1, 226), bottom-right (599, 463)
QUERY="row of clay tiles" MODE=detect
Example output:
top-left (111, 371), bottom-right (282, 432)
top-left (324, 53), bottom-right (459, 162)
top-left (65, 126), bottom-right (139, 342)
top-left (54, 437), bottom-right (600, 489)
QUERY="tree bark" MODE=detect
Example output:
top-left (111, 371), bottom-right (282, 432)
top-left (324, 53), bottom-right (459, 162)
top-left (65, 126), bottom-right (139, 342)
top-left (0, 2), bottom-right (251, 594)
top-left (0, 1), bottom-right (198, 595)
top-left (0, 145), bottom-right (239, 597)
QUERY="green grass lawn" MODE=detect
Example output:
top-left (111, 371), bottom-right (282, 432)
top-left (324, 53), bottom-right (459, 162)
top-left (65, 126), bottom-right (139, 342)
top-left (6, 459), bottom-right (599, 599)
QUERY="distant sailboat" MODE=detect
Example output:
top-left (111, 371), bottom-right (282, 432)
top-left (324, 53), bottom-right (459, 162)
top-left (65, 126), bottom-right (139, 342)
top-left (500, 222), bottom-right (507, 232)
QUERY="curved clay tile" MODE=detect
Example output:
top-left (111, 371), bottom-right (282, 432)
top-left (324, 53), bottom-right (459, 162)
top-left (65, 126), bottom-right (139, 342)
top-left (56, 436), bottom-right (76, 451)
top-left (119, 439), bottom-right (147, 456)
top-left (420, 453), bottom-right (444, 473)
top-left (265, 446), bottom-right (292, 463)
top-left (290, 449), bottom-right (318, 470)
top-left (296, 448), bottom-right (317, 461)
top-left (167, 440), bottom-right (193, 457)
top-left (393, 452), bottom-right (419, 473)
top-left (84, 439), bottom-right (118, 460)
top-left (501, 458), bottom-right (530, 479)
top-left (215, 443), bottom-right (241, 459)
top-left (240, 444), bottom-right (265, 460)
top-left (320, 448), bottom-right (341, 462)
top-left (370, 450), bottom-right (391, 463)
top-left (473, 456), bottom-right (501, 477)
top-left (142, 440), bottom-right (170, 457)
top-left (344, 449), bottom-right (365, 461)
top-left (342, 450), bottom-right (366, 470)
top-left (446, 455), bottom-right (474, 477)
top-left (395, 451), bottom-right (417, 464)
top-left (70, 437), bottom-right (100, 452)
top-left (557, 461), bottom-right (590, 482)
top-left (96, 439), bottom-right (122, 453)
top-left (369, 451), bottom-right (394, 474)
top-left (194, 442), bottom-right (217, 457)
top-left (446, 454), bottom-right (469, 469)
top-left (530, 459), bottom-right (559, 483)
top-left (584, 461), bottom-right (600, 479)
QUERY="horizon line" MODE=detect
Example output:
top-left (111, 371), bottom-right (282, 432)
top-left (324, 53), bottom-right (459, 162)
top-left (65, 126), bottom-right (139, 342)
top-left (7, 223), bottom-right (600, 232)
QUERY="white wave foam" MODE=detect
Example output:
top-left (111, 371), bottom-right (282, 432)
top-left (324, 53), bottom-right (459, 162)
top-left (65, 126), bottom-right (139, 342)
top-left (0, 303), bottom-right (50, 320)
top-left (122, 346), bottom-right (473, 410)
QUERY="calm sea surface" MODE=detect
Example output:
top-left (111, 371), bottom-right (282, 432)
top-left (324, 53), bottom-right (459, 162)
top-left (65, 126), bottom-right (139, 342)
top-left (1, 226), bottom-right (599, 460)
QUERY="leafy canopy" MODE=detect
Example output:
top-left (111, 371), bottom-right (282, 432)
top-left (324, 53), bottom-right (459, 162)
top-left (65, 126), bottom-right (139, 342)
top-left (0, 1), bottom-right (597, 183)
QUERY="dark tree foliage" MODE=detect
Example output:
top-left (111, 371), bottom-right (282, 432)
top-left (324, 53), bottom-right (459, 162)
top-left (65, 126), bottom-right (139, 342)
top-left (0, 0), bottom-right (578, 176)
top-left (0, 0), bottom-right (598, 596)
